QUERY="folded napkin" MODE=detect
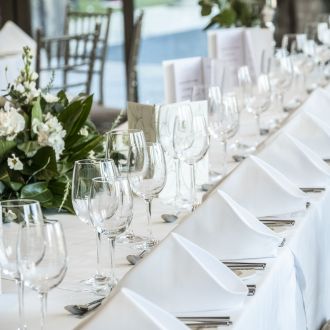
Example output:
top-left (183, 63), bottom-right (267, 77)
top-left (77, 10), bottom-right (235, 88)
top-left (175, 190), bottom-right (282, 260)
top-left (302, 88), bottom-right (330, 125)
top-left (118, 233), bottom-right (248, 314)
top-left (78, 288), bottom-right (188, 330)
top-left (220, 155), bottom-right (308, 217)
top-left (285, 111), bottom-right (330, 159)
top-left (0, 21), bottom-right (36, 56)
top-left (259, 133), bottom-right (330, 188)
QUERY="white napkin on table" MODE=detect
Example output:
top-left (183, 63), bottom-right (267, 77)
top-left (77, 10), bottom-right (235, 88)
top-left (302, 88), bottom-right (330, 125)
top-left (0, 21), bottom-right (36, 56)
top-left (175, 190), bottom-right (282, 260)
top-left (77, 288), bottom-right (188, 330)
top-left (117, 233), bottom-right (248, 314)
top-left (220, 155), bottom-right (308, 217)
top-left (258, 133), bottom-right (330, 188)
top-left (285, 111), bottom-right (330, 159)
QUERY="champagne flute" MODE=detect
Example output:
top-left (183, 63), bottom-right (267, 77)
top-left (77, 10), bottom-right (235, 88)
top-left (71, 159), bottom-right (118, 289)
top-left (17, 220), bottom-right (67, 330)
top-left (0, 199), bottom-right (44, 330)
top-left (106, 129), bottom-right (149, 246)
top-left (174, 114), bottom-right (209, 210)
top-left (130, 142), bottom-right (167, 249)
top-left (89, 177), bottom-right (125, 288)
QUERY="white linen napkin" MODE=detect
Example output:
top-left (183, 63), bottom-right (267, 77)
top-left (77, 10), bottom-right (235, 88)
top-left (258, 133), bottom-right (330, 188)
top-left (175, 190), bottom-right (282, 260)
top-left (0, 21), bottom-right (36, 56)
top-left (219, 155), bottom-right (308, 217)
top-left (285, 111), bottom-right (330, 159)
top-left (302, 88), bottom-right (330, 125)
top-left (117, 233), bottom-right (248, 314)
top-left (77, 288), bottom-right (188, 330)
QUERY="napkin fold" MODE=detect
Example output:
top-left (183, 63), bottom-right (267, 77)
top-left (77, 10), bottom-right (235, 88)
top-left (259, 133), bottom-right (330, 188)
top-left (118, 233), bottom-right (248, 314)
top-left (0, 21), bottom-right (36, 56)
top-left (301, 88), bottom-right (330, 125)
top-left (220, 155), bottom-right (308, 217)
top-left (175, 190), bottom-right (282, 260)
top-left (78, 288), bottom-right (188, 330)
top-left (285, 111), bottom-right (330, 159)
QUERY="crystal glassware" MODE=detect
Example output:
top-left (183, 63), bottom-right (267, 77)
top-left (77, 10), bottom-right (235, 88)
top-left (71, 158), bottom-right (118, 290)
top-left (173, 113), bottom-right (209, 210)
top-left (17, 220), bottom-right (67, 330)
top-left (89, 176), bottom-right (128, 289)
top-left (0, 199), bottom-right (44, 330)
top-left (106, 129), bottom-right (150, 246)
top-left (130, 142), bottom-right (167, 249)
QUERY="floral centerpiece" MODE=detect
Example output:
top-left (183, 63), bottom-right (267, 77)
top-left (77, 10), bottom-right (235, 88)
top-left (0, 47), bottom-right (105, 213)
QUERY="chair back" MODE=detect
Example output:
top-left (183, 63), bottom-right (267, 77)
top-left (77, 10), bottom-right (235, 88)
top-left (36, 24), bottom-right (100, 94)
top-left (127, 11), bottom-right (144, 102)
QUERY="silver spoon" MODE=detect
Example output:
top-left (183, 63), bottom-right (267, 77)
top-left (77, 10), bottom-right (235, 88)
top-left (161, 214), bottom-right (178, 223)
top-left (127, 250), bottom-right (148, 265)
top-left (64, 298), bottom-right (104, 316)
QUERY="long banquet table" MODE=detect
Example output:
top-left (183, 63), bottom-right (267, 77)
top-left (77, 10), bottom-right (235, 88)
top-left (1, 85), bottom-right (330, 330)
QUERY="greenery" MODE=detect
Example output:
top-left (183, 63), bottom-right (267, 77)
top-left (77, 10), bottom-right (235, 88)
top-left (0, 47), bottom-right (105, 213)
top-left (198, 0), bottom-right (266, 29)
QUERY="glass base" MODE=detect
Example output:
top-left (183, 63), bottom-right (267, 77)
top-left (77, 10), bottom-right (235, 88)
top-left (116, 232), bottom-right (148, 246)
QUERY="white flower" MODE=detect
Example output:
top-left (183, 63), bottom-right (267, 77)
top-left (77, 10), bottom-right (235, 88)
top-left (5, 210), bottom-right (17, 221)
top-left (42, 93), bottom-right (59, 103)
top-left (30, 72), bottom-right (39, 81)
top-left (0, 102), bottom-right (25, 140)
top-left (15, 84), bottom-right (25, 94)
top-left (79, 126), bottom-right (89, 136)
top-left (32, 113), bottom-right (66, 160)
top-left (88, 150), bottom-right (96, 160)
top-left (7, 153), bottom-right (23, 171)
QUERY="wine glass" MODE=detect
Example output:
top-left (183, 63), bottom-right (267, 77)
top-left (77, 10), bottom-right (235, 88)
top-left (208, 88), bottom-right (240, 173)
top-left (239, 69), bottom-right (271, 137)
top-left (157, 104), bottom-right (192, 209)
top-left (71, 159), bottom-right (118, 290)
top-left (17, 220), bottom-right (67, 330)
top-left (89, 177), bottom-right (125, 289)
top-left (173, 114), bottom-right (209, 210)
top-left (268, 53), bottom-right (294, 112)
top-left (0, 199), bottom-right (44, 330)
top-left (129, 142), bottom-right (167, 249)
top-left (106, 129), bottom-right (148, 246)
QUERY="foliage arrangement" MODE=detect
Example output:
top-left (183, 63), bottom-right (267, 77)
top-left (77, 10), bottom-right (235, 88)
top-left (0, 47), bottom-right (105, 213)
top-left (198, 0), bottom-right (266, 30)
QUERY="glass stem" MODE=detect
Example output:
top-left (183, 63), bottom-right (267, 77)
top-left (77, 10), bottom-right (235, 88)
top-left (222, 138), bottom-right (228, 175)
top-left (16, 278), bottom-right (26, 330)
top-left (256, 113), bottom-right (261, 136)
top-left (278, 92), bottom-right (284, 112)
top-left (108, 238), bottom-right (116, 282)
top-left (189, 164), bottom-right (197, 210)
top-left (95, 230), bottom-right (103, 278)
top-left (174, 158), bottom-right (181, 199)
top-left (145, 199), bottom-right (153, 242)
top-left (39, 292), bottom-right (48, 330)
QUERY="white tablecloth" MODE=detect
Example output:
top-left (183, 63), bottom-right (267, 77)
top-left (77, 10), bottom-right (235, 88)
top-left (1, 87), bottom-right (330, 329)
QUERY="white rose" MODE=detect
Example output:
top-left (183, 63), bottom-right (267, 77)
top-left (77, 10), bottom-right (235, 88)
top-left (0, 103), bottom-right (25, 140)
top-left (15, 84), bottom-right (25, 94)
top-left (7, 153), bottom-right (23, 171)
top-left (30, 72), bottom-right (39, 81)
top-left (42, 93), bottom-right (59, 103)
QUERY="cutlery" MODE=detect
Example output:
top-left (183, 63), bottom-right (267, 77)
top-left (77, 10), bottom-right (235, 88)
top-left (201, 184), bottom-right (213, 192)
top-left (178, 317), bottom-right (230, 321)
top-left (300, 187), bottom-right (325, 193)
top-left (247, 284), bottom-right (256, 296)
top-left (186, 321), bottom-right (232, 327)
top-left (126, 250), bottom-right (148, 265)
top-left (162, 214), bottom-right (178, 223)
top-left (259, 219), bottom-right (295, 226)
top-left (64, 298), bottom-right (105, 316)
top-left (223, 261), bottom-right (266, 270)
top-left (233, 155), bottom-right (246, 162)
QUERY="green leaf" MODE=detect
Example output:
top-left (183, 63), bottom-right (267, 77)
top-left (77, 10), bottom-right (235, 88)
top-left (20, 182), bottom-right (53, 206)
top-left (30, 146), bottom-right (58, 180)
top-left (31, 97), bottom-right (43, 123)
top-left (48, 178), bottom-right (74, 213)
top-left (58, 95), bottom-right (93, 143)
top-left (17, 141), bottom-right (40, 157)
top-left (67, 135), bottom-right (104, 162)
top-left (212, 7), bottom-right (237, 27)
top-left (0, 140), bottom-right (16, 159)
